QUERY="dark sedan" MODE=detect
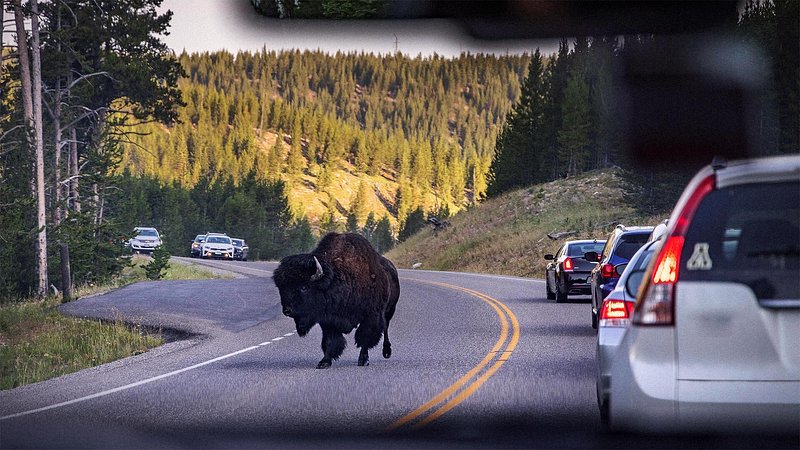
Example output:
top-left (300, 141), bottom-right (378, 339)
top-left (231, 238), bottom-right (249, 261)
top-left (544, 239), bottom-right (606, 303)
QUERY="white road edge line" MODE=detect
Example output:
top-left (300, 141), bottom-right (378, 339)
top-left (271, 337), bottom-right (284, 341)
top-left (283, 333), bottom-right (294, 337)
top-left (0, 345), bottom-right (263, 421)
top-left (258, 342), bottom-right (272, 346)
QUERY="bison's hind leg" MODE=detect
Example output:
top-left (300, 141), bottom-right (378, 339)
top-left (358, 347), bottom-right (370, 366)
top-left (382, 329), bottom-right (392, 359)
top-left (318, 326), bottom-right (346, 369)
top-left (354, 317), bottom-right (384, 367)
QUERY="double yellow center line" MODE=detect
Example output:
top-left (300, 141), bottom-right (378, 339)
top-left (387, 279), bottom-right (520, 431)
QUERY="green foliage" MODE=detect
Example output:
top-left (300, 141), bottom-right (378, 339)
top-left (369, 215), bottom-right (394, 254)
top-left (489, 8), bottom-right (798, 208)
top-left (49, 213), bottom-right (132, 290)
top-left (488, 50), bottom-right (547, 197)
top-left (398, 207), bottom-right (426, 242)
top-left (144, 246), bottom-right (171, 280)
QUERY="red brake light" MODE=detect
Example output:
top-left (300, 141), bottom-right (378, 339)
top-left (599, 297), bottom-right (634, 327)
top-left (600, 299), bottom-right (634, 320)
top-left (652, 236), bottom-right (685, 284)
top-left (634, 174), bottom-right (715, 326)
top-left (563, 257), bottom-right (574, 271)
top-left (601, 263), bottom-right (615, 278)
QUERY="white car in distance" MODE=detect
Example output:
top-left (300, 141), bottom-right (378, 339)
top-left (201, 233), bottom-right (235, 260)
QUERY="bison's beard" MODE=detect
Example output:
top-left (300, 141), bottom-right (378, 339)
top-left (293, 317), bottom-right (316, 337)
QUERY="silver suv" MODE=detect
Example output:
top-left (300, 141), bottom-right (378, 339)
top-left (609, 155), bottom-right (800, 434)
top-left (128, 227), bottom-right (162, 254)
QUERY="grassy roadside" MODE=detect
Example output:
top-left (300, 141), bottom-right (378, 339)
top-left (386, 168), bottom-right (667, 278)
top-left (0, 255), bottom-right (226, 390)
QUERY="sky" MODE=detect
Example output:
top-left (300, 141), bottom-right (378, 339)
top-left (158, 0), bottom-right (558, 57)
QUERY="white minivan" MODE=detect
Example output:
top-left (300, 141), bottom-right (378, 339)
top-left (609, 155), bottom-right (800, 434)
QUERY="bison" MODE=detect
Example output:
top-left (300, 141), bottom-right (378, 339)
top-left (272, 232), bottom-right (400, 369)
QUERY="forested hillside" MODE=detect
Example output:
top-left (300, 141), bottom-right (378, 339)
top-left (120, 50), bottom-right (531, 229)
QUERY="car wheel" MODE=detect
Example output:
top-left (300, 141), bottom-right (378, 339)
top-left (546, 277), bottom-right (555, 300)
top-left (591, 305), bottom-right (598, 329)
top-left (555, 282), bottom-right (567, 303)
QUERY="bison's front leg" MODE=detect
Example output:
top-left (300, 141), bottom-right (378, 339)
top-left (318, 325), bottom-right (346, 369)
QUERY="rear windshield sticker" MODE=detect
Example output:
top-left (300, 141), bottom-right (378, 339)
top-left (687, 243), bottom-right (713, 270)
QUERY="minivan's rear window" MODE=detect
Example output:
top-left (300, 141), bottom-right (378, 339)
top-left (681, 181), bottom-right (799, 300)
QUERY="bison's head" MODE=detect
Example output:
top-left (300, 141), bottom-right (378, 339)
top-left (272, 254), bottom-right (332, 336)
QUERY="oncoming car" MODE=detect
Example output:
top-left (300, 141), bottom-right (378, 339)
top-left (609, 155), bottom-right (800, 434)
top-left (128, 227), bottom-right (162, 254)
top-left (231, 238), bottom-right (249, 261)
top-left (190, 234), bottom-right (206, 258)
top-left (544, 239), bottom-right (606, 303)
top-left (200, 233), bottom-right (235, 259)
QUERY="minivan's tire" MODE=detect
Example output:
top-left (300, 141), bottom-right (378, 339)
top-left (599, 399), bottom-right (610, 428)
top-left (546, 279), bottom-right (555, 300)
top-left (591, 309), bottom-right (598, 329)
top-left (555, 284), bottom-right (567, 303)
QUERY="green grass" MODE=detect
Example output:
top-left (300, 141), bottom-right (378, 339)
top-left (387, 168), bottom-right (668, 278)
top-left (0, 254), bottom-right (226, 390)
top-left (0, 298), bottom-right (161, 390)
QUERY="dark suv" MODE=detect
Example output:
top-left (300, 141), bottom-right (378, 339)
top-left (588, 225), bottom-right (653, 328)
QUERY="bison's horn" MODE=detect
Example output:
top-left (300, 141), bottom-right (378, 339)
top-left (310, 256), bottom-right (323, 281)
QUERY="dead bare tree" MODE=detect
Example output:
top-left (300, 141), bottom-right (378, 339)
top-left (13, 0), bottom-right (48, 297)
top-left (31, 0), bottom-right (47, 297)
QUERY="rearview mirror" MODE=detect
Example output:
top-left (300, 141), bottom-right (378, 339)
top-left (625, 270), bottom-right (646, 299)
top-left (584, 251), bottom-right (600, 262)
top-left (544, 254), bottom-right (555, 260)
top-left (614, 263), bottom-right (628, 277)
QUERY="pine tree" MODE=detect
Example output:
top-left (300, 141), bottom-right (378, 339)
top-left (487, 50), bottom-right (546, 196)
top-left (558, 69), bottom-right (592, 177)
top-left (145, 245), bottom-right (171, 280)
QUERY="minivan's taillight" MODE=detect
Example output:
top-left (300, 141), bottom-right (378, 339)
top-left (563, 257), bottom-right (574, 271)
top-left (599, 297), bottom-right (635, 327)
top-left (634, 174), bottom-right (715, 326)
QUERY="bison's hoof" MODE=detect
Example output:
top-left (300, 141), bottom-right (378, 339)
top-left (382, 346), bottom-right (392, 359)
top-left (316, 360), bottom-right (331, 369)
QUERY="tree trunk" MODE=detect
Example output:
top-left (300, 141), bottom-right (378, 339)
top-left (14, 0), bottom-right (47, 296)
top-left (60, 242), bottom-right (72, 303)
top-left (31, 0), bottom-right (48, 297)
top-left (70, 127), bottom-right (80, 212)
top-left (53, 85), bottom-right (63, 225)
top-left (53, 8), bottom-right (63, 226)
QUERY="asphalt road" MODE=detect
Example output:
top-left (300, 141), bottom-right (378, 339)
top-left (0, 259), bottom-right (795, 449)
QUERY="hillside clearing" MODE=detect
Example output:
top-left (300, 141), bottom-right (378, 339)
top-left (386, 168), bottom-right (667, 278)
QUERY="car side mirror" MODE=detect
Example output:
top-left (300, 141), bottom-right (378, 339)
top-left (614, 263), bottom-right (628, 277)
top-left (584, 251), bottom-right (600, 262)
top-left (625, 270), bottom-right (646, 299)
top-left (544, 254), bottom-right (555, 260)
